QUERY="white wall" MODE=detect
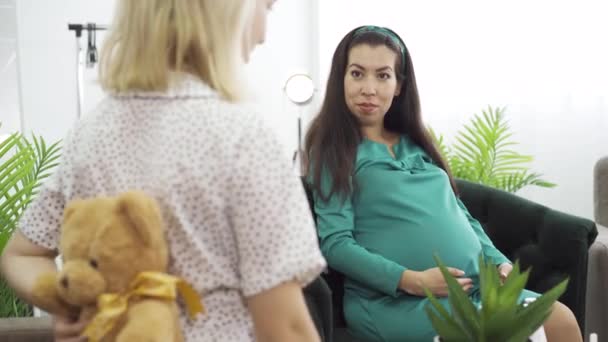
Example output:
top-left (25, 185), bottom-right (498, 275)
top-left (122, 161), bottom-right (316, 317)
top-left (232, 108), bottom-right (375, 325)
top-left (16, 0), bottom-right (116, 143)
top-left (15, 0), bottom-right (317, 158)
top-left (16, 0), bottom-right (603, 218)
top-left (244, 0), bottom-right (320, 158)
top-left (317, 0), bottom-right (608, 220)
top-left (0, 0), bottom-right (21, 136)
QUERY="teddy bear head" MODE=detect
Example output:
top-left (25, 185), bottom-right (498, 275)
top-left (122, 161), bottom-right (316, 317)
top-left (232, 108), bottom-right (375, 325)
top-left (56, 191), bottom-right (169, 307)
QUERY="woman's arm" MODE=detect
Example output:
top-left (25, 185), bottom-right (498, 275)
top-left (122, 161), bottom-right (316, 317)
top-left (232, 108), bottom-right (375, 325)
top-left (3, 232), bottom-right (106, 342)
top-left (247, 281), bottom-right (320, 342)
top-left (0, 231), bottom-right (58, 305)
top-left (313, 172), bottom-right (407, 297)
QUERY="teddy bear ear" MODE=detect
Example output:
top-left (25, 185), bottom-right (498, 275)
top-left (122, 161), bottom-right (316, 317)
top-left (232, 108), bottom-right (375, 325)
top-left (117, 191), bottom-right (163, 246)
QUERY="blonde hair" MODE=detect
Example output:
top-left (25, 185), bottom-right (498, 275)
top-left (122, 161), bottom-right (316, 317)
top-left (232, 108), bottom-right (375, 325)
top-left (100, 0), bottom-right (255, 102)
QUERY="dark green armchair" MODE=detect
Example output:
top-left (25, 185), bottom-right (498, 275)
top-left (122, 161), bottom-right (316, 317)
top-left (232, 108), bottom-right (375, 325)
top-left (302, 178), bottom-right (597, 342)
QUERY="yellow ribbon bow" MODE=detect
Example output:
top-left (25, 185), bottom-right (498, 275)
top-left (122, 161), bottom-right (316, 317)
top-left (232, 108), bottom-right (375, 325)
top-left (82, 272), bottom-right (204, 342)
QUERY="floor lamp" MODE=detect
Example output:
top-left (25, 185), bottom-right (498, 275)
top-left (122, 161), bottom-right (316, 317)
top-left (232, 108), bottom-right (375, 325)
top-left (284, 73), bottom-right (315, 175)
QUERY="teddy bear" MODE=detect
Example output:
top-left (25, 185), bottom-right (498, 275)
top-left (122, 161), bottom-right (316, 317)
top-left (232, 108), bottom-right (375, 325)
top-left (31, 191), bottom-right (202, 342)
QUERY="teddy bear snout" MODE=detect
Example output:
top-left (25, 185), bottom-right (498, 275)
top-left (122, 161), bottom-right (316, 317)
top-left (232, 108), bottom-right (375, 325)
top-left (60, 276), bottom-right (69, 289)
top-left (57, 260), bottom-right (107, 306)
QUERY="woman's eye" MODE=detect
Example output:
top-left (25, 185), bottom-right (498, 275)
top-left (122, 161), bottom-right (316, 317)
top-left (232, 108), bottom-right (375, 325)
top-left (351, 70), bottom-right (363, 78)
top-left (89, 259), bottom-right (99, 269)
top-left (378, 72), bottom-right (391, 80)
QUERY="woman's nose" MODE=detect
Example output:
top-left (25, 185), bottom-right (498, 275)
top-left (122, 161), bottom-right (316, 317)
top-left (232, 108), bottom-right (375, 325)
top-left (361, 84), bottom-right (376, 96)
top-left (360, 76), bottom-right (378, 96)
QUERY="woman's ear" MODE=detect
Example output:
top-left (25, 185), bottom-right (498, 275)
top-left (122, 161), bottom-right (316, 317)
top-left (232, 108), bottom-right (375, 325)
top-left (394, 81), bottom-right (403, 97)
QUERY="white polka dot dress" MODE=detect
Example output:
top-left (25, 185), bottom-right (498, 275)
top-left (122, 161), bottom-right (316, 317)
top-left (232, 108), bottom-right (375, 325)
top-left (18, 73), bottom-right (327, 341)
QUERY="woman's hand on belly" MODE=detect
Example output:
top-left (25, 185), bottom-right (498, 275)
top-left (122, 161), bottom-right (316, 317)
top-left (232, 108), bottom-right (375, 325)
top-left (498, 263), bottom-right (513, 283)
top-left (399, 267), bottom-right (473, 297)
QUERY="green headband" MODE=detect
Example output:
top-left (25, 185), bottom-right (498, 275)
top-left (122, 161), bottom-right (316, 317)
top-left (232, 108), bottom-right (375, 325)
top-left (353, 26), bottom-right (406, 68)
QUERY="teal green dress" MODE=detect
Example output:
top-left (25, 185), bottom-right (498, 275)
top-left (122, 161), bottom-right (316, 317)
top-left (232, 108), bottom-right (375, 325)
top-left (312, 135), bottom-right (538, 342)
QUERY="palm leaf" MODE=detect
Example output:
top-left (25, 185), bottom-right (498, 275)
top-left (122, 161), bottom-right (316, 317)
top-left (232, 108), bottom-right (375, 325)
top-left (428, 127), bottom-right (451, 163)
top-left (0, 135), bottom-right (35, 231)
top-left (0, 276), bottom-right (32, 317)
top-left (432, 106), bottom-right (555, 192)
top-left (0, 127), bottom-right (61, 317)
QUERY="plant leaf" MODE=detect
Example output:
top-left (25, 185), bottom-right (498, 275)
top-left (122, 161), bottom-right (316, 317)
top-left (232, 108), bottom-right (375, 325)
top-left (0, 131), bottom-right (62, 317)
top-left (432, 106), bottom-right (556, 192)
top-left (433, 254), bottom-right (480, 340)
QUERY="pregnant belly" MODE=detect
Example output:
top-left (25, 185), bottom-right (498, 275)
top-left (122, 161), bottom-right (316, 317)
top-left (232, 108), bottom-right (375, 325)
top-left (354, 212), bottom-right (483, 277)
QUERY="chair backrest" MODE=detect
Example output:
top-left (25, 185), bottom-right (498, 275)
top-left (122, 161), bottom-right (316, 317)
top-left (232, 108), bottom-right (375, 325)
top-left (455, 179), bottom-right (545, 257)
top-left (456, 178), bottom-right (596, 330)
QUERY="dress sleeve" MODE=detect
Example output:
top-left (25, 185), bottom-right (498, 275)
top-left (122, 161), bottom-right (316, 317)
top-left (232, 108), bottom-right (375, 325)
top-left (311, 169), bottom-right (407, 298)
top-left (227, 114), bottom-right (326, 297)
top-left (456, 197), bottom-right (511, 265)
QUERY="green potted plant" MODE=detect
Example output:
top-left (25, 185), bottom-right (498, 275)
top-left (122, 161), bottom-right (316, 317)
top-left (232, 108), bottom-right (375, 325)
top-left (0, 129), bottom-right (61, 318)
top-left (424, 254), bottom-right (568, 342)
top-left (429, 106), bottom-right (556, 193)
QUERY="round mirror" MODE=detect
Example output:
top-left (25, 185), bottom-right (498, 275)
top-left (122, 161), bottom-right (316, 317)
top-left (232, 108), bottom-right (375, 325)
top-left (284, 73), bottom-right (314, 105)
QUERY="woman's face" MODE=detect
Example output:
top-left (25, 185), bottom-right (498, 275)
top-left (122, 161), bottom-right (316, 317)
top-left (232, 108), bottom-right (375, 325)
top-left (344, 44), bottom-right (401, 129)
top-left (243, 0), bottom-right (276, 62)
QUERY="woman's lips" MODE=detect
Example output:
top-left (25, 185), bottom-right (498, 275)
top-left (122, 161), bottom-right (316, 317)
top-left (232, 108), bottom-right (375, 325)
top-left (357, 103), bottom-right (379, 113)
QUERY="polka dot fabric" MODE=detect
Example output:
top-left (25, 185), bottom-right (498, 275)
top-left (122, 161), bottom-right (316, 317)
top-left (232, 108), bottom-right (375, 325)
top-left (18, 74), bottom-right (326, 341)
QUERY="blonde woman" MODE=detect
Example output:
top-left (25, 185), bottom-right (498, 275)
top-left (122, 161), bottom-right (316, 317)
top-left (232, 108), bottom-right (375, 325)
top-left (0, 0), bottom-right (326, 341)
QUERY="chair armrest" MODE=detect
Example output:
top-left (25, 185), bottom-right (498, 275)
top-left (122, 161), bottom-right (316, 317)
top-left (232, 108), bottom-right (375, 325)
top-left (538, 209), bottom-right (597, 268)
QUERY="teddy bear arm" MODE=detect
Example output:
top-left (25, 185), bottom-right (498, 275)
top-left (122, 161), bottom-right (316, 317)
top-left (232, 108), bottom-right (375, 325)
top-left (31, 272), bottom-right (79, 318)
top-left (116, 300), bottom-right (182, 342)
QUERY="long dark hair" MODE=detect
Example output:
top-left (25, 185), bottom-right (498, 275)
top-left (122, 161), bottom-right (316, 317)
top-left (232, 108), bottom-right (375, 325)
top-left (305, 26), bottom-right (457, 202)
